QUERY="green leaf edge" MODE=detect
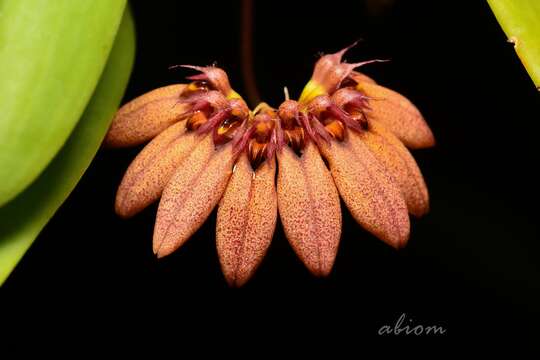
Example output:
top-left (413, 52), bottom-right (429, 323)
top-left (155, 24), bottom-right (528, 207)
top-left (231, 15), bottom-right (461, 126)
top-left (0, 7), bottom-right (136, 285)
top-left (0, 0), bottom-right (127, 206)
top-left (488, 0), bottom-right (540, 89)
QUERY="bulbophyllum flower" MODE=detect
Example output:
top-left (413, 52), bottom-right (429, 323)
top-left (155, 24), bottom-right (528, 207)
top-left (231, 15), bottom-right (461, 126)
top-left (105, 44), bottom-right (434, 286)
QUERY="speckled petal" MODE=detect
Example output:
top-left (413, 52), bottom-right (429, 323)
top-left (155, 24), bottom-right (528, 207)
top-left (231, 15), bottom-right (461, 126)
top-left (277, 143), bottom-right (342, 276)
top-left (153, 137), bottom-right (234, 258)
top-left (216, 155), bottom-right (277, 287)
top-left (115, 121), bottom-right (203, 218)
top-left (105, 84), bottom-right (187, 147)
top-left (319, 136), bottom-right (410, 249)
top-left (356, 82), bottom-right (435, 149)
top-left (359, 122), bottom-right (429, 217)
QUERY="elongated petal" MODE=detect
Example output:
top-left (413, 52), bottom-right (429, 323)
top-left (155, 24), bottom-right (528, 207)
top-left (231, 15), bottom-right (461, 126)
top-left (216, 156), bottom-right (277, 286)
top-left (153, 137), bottom-right (234, 258)
top-left (104, 84), bottom-right (187, 147)
top-left (356, 82), bottom-right (435, 149)
top-left (277, 143), bottom-right (342, 276)
top-left (115, 121), bottom-right (203, 218)
top-left (319, 137), bottom-right (410, 248)
top-left (359, 122), bottom-right (429, 217)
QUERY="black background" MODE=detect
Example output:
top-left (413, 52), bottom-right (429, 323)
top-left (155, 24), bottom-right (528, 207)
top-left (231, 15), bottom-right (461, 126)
top-left (4, 0), bottom-right (540, 347)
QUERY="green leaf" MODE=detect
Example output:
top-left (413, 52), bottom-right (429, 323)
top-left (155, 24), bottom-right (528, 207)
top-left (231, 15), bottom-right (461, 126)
top-left (0, 7), bottom-right (136, 285)
top-left (0, 0), bottom-right (127, 206)
top-left (488, 0), bottom-right (540, 88)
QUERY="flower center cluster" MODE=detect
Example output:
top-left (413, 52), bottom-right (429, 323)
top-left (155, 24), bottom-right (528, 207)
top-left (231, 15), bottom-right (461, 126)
top-left (175, 47), bottom-right (377, 169)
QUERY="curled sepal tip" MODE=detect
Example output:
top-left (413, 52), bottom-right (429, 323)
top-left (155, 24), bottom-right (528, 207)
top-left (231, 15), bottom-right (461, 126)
top-left (300, 42), bottom-right (387, 103)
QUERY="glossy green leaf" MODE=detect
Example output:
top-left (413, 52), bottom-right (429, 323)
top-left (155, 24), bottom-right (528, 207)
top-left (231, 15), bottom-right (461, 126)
top-left (0, 8), bottom-right (136, 285)
top-left (488, 0), bottom-right (540, 88)
top-left (0, 0), bottom-right (127, 206)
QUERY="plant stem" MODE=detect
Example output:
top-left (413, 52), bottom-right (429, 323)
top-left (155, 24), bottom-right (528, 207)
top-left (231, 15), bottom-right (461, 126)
top-left (241, 0), bottom-right (261, 107)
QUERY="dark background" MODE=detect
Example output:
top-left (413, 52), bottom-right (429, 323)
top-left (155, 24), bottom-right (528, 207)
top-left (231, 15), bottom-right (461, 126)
top-left (4, 0), bottom-right (540, 346)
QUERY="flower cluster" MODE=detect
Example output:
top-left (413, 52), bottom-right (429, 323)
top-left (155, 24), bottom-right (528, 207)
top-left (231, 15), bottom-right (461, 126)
top-left (105, 45), bottom-right (435, 286)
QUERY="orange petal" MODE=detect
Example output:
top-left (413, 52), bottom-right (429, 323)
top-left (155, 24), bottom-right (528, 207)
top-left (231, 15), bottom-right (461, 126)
top-left (104, 84), bottom-right (187, 147)
top-left (350, 71), bottom-right (377, 85)
top-left (153, 136), bottom-right (234, 258)
top-left (277, 143), bottom-right (342, 276)
top-left (216, 155), bottom-right (277, 287)
top-left (115, 121), bottom-right (203, 218)
top-left (356, 82), bottom-right (435, 149)
top-left (358, 122), bottom-right (429, 217)
top-left (319, 136), bottom-right (410, 249)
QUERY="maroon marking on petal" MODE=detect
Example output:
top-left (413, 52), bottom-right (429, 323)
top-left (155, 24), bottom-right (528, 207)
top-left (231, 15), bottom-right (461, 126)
top-left (309, 114), bottom-right (333, 144)
top-left (332, 88), bottom-right (370, 110)
top-left (189, 100), bottom-right (211, 113)
top-left (326, 103), bottom-right (364, 134)
top-left (298, 112), bottom-right (317, 141)
top-left (232, 123), bottom-right (257, 157)
top-left (186, 73), bottom-right (209, 81)
top-left (273, 117), bottom-right (285, 149)
top-left (196, 108), bottom-right (231, 135)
